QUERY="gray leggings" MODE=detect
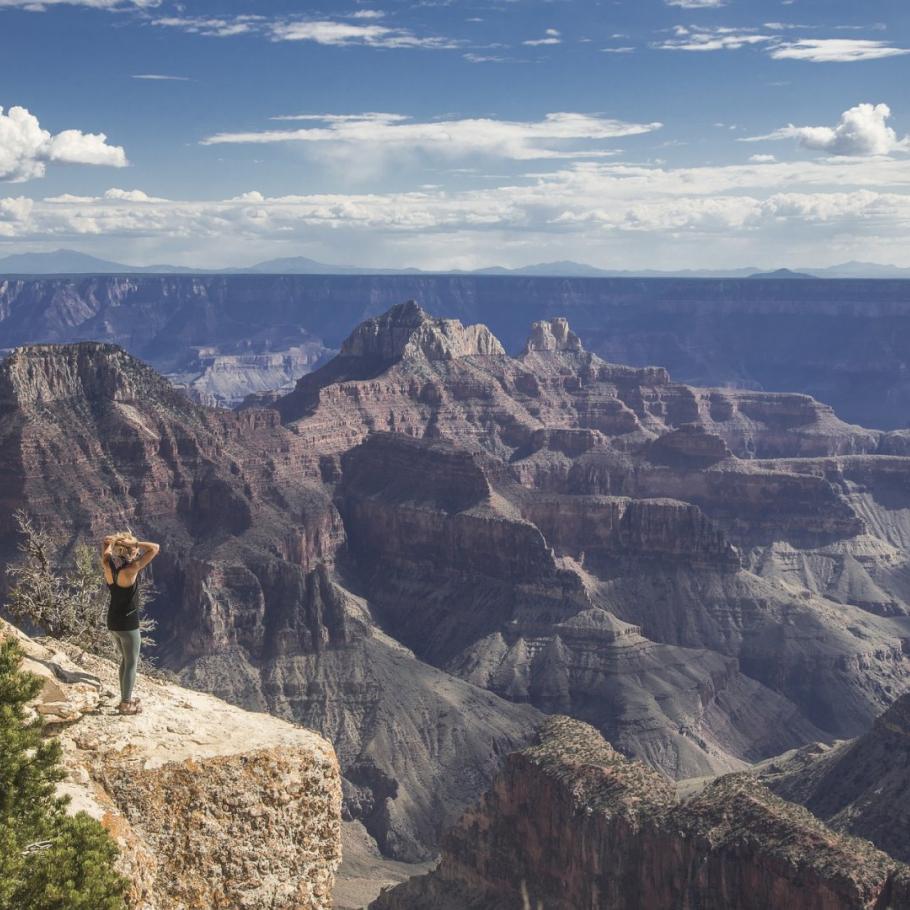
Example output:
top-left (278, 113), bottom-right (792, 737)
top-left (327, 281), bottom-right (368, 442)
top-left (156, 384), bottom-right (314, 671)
top-left (110, 630), bottom-right (141, 703)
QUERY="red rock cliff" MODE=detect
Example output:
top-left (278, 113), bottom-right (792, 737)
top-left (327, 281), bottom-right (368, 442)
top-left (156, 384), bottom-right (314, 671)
top-left (372, 716), bottom-right (910, 910)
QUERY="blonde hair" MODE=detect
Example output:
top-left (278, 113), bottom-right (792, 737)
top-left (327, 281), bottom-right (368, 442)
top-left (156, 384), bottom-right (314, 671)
top-left (110, 531), bottom-right (140, 559)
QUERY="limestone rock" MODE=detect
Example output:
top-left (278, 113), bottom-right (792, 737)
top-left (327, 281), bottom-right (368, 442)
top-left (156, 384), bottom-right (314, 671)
top-left (523, 317), bottom-right (583, 353)
top-left (2, 302), bottom-right (910, 883)
top-left (1, 620), bottom-right (342, 910)
top-left (339, 301), bottom-right (505, 362)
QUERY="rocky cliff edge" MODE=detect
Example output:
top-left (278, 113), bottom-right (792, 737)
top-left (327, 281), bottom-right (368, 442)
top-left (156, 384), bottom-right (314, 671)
top-left (0, 619), bottom-right (342, 910)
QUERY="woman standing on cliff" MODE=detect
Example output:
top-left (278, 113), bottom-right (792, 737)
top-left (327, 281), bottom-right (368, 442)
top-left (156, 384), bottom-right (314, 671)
top-left (100, 532), bottom-right (160, 715)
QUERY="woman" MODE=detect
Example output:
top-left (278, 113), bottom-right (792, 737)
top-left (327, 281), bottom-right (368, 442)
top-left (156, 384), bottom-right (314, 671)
top-left (100, 532), bottom-right (160, 715)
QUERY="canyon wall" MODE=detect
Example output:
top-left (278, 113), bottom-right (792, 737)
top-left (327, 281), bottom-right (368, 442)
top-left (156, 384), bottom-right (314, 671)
top-left (372, 716), bottom-right (910, 910)
top-left (759, 692), bottom-right (910, 864)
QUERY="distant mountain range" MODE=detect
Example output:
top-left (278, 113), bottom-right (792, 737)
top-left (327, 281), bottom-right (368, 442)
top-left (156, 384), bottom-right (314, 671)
top-left (747, 268), bottom-right (815, 280)
top-left (2, 248), bottom-right (910, 279)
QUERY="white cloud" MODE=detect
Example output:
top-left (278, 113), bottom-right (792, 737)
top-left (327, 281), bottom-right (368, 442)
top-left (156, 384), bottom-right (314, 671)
top-left (524, 28), bottom-right (561, 46)
top-left (151, 16), bottom-right (263, 37)
top-left (103, 188), bottom-right (167, 202)
top-left (152, 14), bottom-right (456, 49)
top-left (742, 103), bottom-right (909, 156)
top-left (201, 111), bottom-right (662, 161)
top-left (463, 52), bottom-right (509, 63)
top-left (656, 26), bottom-right (775, 52)
top-left (0, 0), bottom-right (158, 8)
top-left (0, 105), bottom-right (127, 182)
top-left (4, 156), bottom-right (910, 259)
top-left (601, 46), bottom-right (634, 54)
top-left (0, 196), bottom-right (33, 239)
top-left (269, 19), bottom-right (456, 47)
top-left (656, 29), bottom-right (910, 63)
top-left (131, 74), bottom-right (190, 81)
top-left (665, 0), bottom-right (727, 7)
top-left (769, 39), bottom-right (910, 62)
top-left (749, 154), bottom-right (777, 163)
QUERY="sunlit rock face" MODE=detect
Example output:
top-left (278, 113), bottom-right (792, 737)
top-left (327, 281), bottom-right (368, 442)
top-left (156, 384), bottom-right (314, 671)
top-left (371, 716), bottom-right (910, 910)
top-left (2, 619), bottom-right (342, 910)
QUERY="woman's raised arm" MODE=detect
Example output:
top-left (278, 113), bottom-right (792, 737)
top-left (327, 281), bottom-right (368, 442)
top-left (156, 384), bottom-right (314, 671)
top-left (132, 540), bottom-right (160, 571)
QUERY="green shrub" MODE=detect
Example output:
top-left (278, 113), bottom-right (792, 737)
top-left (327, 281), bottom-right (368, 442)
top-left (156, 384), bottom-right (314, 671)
top-left (0, 636), bottom-right (129, 910)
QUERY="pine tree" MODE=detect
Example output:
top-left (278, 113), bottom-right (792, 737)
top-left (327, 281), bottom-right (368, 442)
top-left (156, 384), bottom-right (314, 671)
top-left (0, 636), bottom-right (129, 910)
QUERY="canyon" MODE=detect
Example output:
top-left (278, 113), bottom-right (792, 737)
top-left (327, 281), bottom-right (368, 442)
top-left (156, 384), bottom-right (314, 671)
top-left (1, 298), bottom-right (909, 906)
top-left (1, 274), bottom-right (909, 428)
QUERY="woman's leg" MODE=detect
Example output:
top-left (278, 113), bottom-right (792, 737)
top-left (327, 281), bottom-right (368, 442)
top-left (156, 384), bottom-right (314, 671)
top-left (112, 630), bottom-right (141, 703)
top-left (121, 630), bottom-right (140, 703)
top-left (111, 631), bottom-right (127, 700)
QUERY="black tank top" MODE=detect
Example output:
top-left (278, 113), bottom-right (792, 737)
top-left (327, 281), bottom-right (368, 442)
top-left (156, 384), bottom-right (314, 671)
top-left (107, 559), bottom-right (140, 632)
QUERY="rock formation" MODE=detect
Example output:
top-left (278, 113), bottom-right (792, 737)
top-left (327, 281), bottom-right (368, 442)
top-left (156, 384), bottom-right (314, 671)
top-left (758, 692), bottom-right (910, 864)
top-left (281, 305), bottom-right (908, 770)
top-left (168, 340), bottom-right (329, 408)
top-left (2, 273), bottom-right (910, 428)
top-left (2, 618), bottom-right (342, 910)
top-left (371, 716), bottom-right (910, 910)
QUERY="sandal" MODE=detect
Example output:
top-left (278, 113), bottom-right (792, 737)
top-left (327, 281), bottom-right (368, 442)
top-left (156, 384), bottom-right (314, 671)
top-left (117, 700), bottom-right (142, 715)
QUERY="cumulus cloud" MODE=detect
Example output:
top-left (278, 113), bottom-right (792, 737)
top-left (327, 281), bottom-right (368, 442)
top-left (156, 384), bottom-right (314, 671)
top-left (201, 111), bottom-right (663, 161)
top-left (742, 103), bottom-right (909, 157)
top-left (4, 155), bottom-right (910, 258)
top-left (103, 188), bottom-right (168, 202)
top-left (749, 154), bottom-right (777, 163)
top-left (523, 28), bottom-right (561, 46)
top-left (769, 39), bottom-right (910, 62)
top-left (0, 105), bottom-right (127, 182)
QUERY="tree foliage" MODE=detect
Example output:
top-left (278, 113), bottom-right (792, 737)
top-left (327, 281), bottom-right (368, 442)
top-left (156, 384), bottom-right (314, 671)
top-left (0, 636), bottom-right (129, 910)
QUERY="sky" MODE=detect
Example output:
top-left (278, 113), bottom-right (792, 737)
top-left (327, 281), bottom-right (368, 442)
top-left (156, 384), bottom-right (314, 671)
top-left (1, 0), bottom-right (909, 270)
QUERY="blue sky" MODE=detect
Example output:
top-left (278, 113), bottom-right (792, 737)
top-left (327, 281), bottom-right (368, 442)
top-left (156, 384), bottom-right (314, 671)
top-left (1, 0), bottom-right (909, 269)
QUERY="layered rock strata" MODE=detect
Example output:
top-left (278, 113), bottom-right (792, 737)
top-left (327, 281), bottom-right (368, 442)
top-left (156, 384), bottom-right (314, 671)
top-left (372, 716), bottom-right (910, 910)
top-left (758, 692), bottom-right (910, 864)
top-left (2, 274), bottom-right (910, 429)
